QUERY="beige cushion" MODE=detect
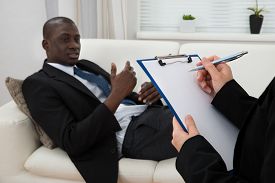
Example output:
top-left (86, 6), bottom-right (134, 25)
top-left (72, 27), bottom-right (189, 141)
top-left (153, 158), bottom-right (185, 183)
top-left (24, 147), bottom-right (83, 181)
top-left (24, 146), bottom-right (184, 183)
top-left (5, 77), bottom-right (55, 149)
top-left (118, 158), bottom-right (157, 183)
top-left (24, 146), bottom-right (159, 183)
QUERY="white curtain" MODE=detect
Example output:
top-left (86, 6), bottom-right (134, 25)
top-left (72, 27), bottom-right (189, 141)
top-left (79, 0), bottom-right (97, 38)
top-left (45, 0), bottom-right (79, 28)
top-left (45, 0), bottom-right (58, 20)
top-left (97, 0), bottom-right (127, 39)
top-left (45, 0), bottom-right (128, 39)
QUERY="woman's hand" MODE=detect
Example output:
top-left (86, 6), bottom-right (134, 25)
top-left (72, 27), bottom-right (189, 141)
top-left (171, 115), bottom-right (200, 152)
top-left (197, 56), bottom-right (233, 97)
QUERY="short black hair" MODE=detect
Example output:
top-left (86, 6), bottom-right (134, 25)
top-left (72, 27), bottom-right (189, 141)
top-left (43, 17), bottom-right (76, 39)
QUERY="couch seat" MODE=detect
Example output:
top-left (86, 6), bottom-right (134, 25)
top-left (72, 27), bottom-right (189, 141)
top-left (24, 146), bottom-right (184, 183)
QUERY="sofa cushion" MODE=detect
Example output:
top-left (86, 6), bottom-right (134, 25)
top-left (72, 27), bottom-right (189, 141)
top-left (0, 101), bottom-right (40, 175)
top-left (153, 158), bottom-right (185, 183)
top-left (24, 147), bottom-right (83, 181)
top-left (118, 158), bottom-right (157, 183)
top-left (5, 77), bottom-right (55, 149)
top-left (24, 146), bottom-right (158, 183)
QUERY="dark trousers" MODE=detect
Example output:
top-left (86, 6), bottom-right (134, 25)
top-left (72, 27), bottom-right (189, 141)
top-left (122, 105), bottom-right (178, 161)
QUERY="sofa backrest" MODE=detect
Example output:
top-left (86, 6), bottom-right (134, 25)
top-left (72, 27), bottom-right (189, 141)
top-left (79, 39), bottom-right (180, 91)
top-left (179, 43), bottom-right (275, 98)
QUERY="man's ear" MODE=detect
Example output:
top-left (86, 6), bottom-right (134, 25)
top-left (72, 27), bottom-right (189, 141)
top-left (42, 40), bottom-right (49, 51)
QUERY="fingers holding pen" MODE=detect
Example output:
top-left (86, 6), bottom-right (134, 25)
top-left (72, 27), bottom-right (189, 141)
top-left (196, 56), bottom-right (233, 96)
top-left (196, 59), bottom-right (213, 94)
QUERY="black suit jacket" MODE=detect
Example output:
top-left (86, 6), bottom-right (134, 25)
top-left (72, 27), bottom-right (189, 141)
top-left (175, 78), bottom-right (275, 183)
top-left (22, 59), bottom-right (145, 183)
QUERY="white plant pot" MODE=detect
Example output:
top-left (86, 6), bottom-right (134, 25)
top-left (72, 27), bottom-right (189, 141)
top-left (179, 20), bottom-right (196, 33)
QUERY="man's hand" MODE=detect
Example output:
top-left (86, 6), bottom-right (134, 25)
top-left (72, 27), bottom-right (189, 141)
top-left (110, 61), bottom-right (137, 100)
top-left (171, 115), bottom-right (200, 152)
top-left (104, 61), bottom-right (137, 113)
top-left (138, 82), bottom-right (161, 105)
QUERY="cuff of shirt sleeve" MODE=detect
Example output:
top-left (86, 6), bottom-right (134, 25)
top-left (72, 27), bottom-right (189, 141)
top-left (177, 135), bottom-right (205, 160)
top-left (176, 135), bottom-right (206, 179)
top-left (176, 135), bottom-right (206, 167)
top-left (212, 79), bottom-right (238, 107)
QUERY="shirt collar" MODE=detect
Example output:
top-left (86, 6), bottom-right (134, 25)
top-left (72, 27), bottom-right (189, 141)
top-left (47, 62), bottom-right (74, 76)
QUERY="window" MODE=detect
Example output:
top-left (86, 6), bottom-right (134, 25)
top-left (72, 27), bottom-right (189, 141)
top-left (138, 0), bottom-right (275, 33)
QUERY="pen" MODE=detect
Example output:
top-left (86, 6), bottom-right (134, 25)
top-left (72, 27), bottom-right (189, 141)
top-left (189, 51), bottom-right (248, 72)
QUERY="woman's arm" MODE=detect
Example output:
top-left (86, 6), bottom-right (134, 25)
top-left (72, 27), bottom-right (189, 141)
top-left (212, 80), bottom-right (257, 129)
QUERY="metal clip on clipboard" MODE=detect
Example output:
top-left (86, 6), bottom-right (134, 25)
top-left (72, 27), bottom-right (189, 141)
top-left (155, 54), bottom-right (202, 66)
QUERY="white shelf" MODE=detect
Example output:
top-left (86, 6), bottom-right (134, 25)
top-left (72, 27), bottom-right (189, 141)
top-left (137, 31), bottom-right (275, 43)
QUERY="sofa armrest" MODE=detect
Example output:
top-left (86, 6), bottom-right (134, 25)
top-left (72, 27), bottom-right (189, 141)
top-left (0, 101), bottom-right (40, 176)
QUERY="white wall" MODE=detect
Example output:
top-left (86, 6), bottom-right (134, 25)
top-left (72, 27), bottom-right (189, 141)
top-left (0, 0), bottom-right (47, 106)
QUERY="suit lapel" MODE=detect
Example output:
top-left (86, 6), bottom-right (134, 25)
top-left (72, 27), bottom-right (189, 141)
top-left (42, 62), bottom-right (99, 100)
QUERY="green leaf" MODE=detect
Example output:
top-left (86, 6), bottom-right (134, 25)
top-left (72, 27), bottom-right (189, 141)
top-left (182, 14), bottom-right (196, 20)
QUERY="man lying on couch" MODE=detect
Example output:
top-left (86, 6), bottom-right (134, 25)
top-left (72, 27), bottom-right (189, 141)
top-left (22, 16), bottom-right (177, 183)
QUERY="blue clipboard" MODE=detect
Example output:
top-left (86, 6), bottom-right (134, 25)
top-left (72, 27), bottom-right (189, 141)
top-left (137, 54), bottom-right (239, 170)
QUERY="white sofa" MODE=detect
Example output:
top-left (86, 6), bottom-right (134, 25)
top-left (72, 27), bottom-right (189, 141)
top-left (1, 39), bottom-right (275, 183)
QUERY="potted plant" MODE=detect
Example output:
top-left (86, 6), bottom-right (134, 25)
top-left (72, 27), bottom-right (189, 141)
top-left (179, 14), bottom-right (196, 33)
top-left (248, 0), bottom-right (265, 34)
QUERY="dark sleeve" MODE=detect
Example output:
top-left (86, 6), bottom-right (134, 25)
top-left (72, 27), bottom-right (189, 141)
top-left (212, 80), bottom-right (257, 129)
top-left (22, 78), bottom-right (120, 156)
top-left (259, 87), bottom-right (275, 182)
top-left (176, 135), bottom-right (247, 183)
